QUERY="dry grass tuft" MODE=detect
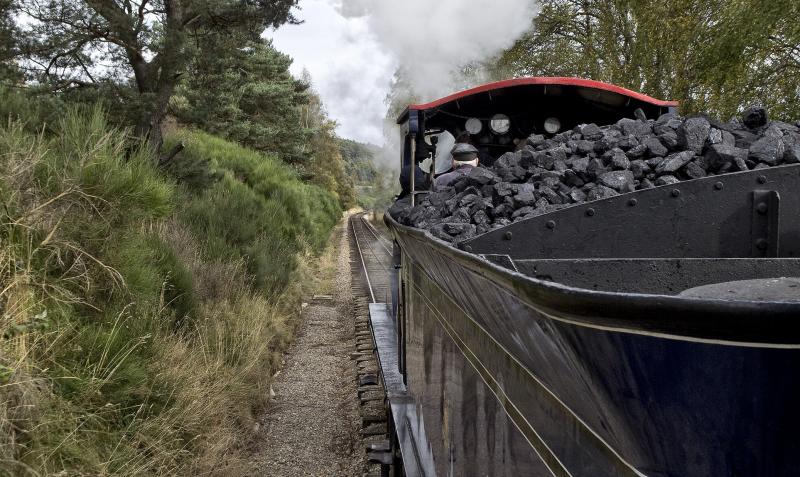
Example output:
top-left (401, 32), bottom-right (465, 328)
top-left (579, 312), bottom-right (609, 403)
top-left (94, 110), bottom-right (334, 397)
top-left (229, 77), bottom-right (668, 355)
top-left (0, 100), bottom-right (338, 476)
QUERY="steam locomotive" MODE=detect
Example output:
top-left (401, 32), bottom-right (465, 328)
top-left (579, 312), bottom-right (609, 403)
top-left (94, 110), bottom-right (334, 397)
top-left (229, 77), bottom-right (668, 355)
top-left (370, 77), bottom-right (800, 476)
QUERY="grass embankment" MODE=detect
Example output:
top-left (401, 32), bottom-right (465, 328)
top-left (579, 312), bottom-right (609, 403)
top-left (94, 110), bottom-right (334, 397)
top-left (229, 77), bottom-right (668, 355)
top-left (0, 99), bottom-right (341, 475)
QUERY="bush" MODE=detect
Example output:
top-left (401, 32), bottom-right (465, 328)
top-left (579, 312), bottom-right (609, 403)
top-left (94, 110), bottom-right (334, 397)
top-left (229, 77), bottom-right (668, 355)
top-left (170, 129), bottom-right (341, 294)
top-left (0, 96), bottom-right (340, 475)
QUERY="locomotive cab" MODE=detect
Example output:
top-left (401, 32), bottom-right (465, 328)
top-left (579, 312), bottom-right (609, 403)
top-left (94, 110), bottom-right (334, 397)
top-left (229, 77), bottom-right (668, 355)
top-left (397, 77), bottom-right (677, 177)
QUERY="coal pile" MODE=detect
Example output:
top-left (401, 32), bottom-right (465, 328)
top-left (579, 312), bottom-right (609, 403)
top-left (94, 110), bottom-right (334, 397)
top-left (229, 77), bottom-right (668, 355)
top-left (389, 107), bottom-right (800, 243)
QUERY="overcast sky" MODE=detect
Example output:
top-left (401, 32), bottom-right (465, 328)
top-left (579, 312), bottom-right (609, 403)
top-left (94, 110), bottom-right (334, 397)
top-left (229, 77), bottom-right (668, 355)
top-left (268, 0), bottom-right (394, 146)
top-left (268, 0), bottom-right (539, 146)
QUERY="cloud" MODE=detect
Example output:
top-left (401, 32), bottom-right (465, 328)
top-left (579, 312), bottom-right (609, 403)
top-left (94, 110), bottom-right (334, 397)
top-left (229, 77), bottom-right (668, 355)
top-left (268, 0), bottom-right (396, 145)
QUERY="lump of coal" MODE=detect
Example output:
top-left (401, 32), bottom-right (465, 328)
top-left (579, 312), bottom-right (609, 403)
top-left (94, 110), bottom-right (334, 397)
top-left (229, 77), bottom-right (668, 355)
top-left (629, 160), bottom-right (650, 179)
top-left (704, 144), bottom-right (742, 170)
top-left (742, 107), bottom-right (768, 129)
top-left (467, 166), bottom-right (498, 186)
top-left (598, 170), bottom-right (635, 192)
top-left (610, 150), bottom-right (631, 170)
top-left (580, 123), bottom-right (604, 140)
top-left (644, 137), bottom-right (668, 157)
top-left (569, 188), bottom-right (587, 202)
top-left (677, 117), bottom-right (711, 153)
top-left (617, 118), bottom-right (651, 136)
top-left (513, 183), bottom-right (537, 207)
top-left (656, 151), bottom-right (694, 174)
top-left (639, 178), bottom-right (655, 189)
top-left (658, 130), bottom-right (679, 150)
top-left (655, 175), bottom-right (680, 186)
top-left (683, 161), bottom-right (707, 179)
top-left (785, 144), bottom-right (800, 164)
top-left (527, 134), bottom-right (546, 147)
top-left (587, 185), bottom-right (619, 201)
top-left (749, 136), bottom-right (785, 165)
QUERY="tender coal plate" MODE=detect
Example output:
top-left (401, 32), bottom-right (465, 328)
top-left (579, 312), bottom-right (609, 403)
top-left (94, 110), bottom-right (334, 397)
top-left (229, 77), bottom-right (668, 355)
top-left (390, 107), bottom-right (800, 243)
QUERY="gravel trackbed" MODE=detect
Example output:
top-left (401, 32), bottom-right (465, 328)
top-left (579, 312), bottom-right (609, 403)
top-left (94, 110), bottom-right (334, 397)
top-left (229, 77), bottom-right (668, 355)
top-left (254, 223), bottom-right (364, 476)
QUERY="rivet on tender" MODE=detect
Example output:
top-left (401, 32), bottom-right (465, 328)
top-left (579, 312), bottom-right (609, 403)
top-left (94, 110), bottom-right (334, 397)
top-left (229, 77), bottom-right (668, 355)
top-left (757, 175), bottom-right (767, 184)
top-left (756, 239), bottom-right (769, 251)
top-left (671, 189), bottom-right (681, 197)
top-left (546, 220), bottom-right (556, 229)
top-left (504, 231), bottom-right (513, 240)
top-left (628, 198), bottom-right (638, 206)
top-left (714, 182), bottom-right (724, 190)
top-left (586, 208), bottom-right (596, 217)
top-left (756, 202), bottom-right (768, 214)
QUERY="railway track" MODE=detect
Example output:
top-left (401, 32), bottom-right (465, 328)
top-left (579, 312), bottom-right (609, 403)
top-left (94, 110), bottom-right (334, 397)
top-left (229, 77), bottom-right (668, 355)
top-left (350, 213), bottom-right (393, 303)
top-left (348, 213), bottom-right (397, 477)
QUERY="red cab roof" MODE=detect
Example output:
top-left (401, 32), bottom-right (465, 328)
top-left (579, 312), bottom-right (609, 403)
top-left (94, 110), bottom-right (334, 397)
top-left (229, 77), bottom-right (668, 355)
top-left (398, 77), bottom-right (678, 123)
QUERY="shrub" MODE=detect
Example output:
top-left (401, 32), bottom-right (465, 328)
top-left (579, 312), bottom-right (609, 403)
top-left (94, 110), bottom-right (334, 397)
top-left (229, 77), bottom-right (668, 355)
top-left (170, 128), bottom-right (341, 295)
top-left (0, 96), bottom-right (339, 475)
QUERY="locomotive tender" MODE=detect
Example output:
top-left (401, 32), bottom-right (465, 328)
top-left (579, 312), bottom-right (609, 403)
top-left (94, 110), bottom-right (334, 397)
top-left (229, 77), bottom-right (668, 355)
top-left (370, 77), bottom-right (800, 476)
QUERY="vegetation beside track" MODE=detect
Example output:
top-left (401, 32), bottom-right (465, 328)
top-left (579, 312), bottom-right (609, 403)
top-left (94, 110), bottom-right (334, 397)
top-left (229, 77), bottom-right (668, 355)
top-left (0, 94), bottom-right (342, 475)
top-left (0, 0), bottom-right (380, 471)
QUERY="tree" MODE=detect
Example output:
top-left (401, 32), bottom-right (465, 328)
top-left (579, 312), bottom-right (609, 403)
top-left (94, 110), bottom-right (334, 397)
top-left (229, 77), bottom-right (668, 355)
top-left (299, 82), bottom-right (355, 209)
top-left (496, 0), bottom-right (800, 120)
top-left (339, 138), bottom-right (379, 184)
top-left (0, 0), bottom-right (19, 83)
top-left (16, 0), bottom-right (298, 159)
top-left (173, 37), bottom-right (311, 164)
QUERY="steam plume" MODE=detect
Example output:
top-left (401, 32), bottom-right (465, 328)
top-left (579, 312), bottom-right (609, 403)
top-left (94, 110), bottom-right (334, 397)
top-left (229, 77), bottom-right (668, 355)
top-left (338, 0), bottom-right (539, 101)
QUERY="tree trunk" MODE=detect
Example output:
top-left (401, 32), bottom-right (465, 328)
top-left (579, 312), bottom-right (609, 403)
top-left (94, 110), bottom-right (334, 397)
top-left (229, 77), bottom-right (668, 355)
top-left (127, 0), bottom-right (185, 162)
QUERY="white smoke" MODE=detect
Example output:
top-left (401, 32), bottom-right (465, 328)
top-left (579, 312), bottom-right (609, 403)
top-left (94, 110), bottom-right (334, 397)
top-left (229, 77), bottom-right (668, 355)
top-left (337, 0), bottom-right (539, 101)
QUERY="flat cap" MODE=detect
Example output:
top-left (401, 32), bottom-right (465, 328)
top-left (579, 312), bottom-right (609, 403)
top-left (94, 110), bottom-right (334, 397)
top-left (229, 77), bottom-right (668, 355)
top-left (451, 143), bottom-right (479, 157)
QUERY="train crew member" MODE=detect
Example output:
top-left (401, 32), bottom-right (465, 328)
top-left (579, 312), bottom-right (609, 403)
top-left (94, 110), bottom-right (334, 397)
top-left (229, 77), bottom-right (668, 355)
top-left (453, 131), bottom-right (495, 168)
top-left (434, 143), bottom-right (479, 188)
top-left (398, 159), bottom-right (431, 199)
top-left (433, 131), bottom-right (456, 179)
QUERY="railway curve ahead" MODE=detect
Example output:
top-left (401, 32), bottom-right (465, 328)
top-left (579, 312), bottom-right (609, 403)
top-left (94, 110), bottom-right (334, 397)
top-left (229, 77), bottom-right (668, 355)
top-left (350, 213), bottom-right (393, 304)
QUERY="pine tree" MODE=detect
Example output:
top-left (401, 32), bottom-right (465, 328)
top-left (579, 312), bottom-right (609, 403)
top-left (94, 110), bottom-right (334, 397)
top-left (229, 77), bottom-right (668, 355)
top-left (0, 0), bottom-right (19, 83)
top-left (174, 37), bottom-right (311, 164)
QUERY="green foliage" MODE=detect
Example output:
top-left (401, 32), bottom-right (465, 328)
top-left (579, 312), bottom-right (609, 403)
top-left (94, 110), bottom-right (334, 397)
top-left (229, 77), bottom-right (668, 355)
top-left (0, 0), bottom-right (19, 83)
top-left (170, 128), bottom-right (341, 294)
top-left (47, 106), bottom-right (173, 220)
top-left (298, 84), bottom-right (357, 209)
top-left (340, 138), bottom-right (379, 183)
top-left (337, 138), bottom-right (396, 210)
top-left (496, 0), bottom-right (800, 120)
top-left (0, 101), bottom-right (181, 474)
top-left (108, 233), bottom-right (198, 324)
top-left (355, 164), bottom-right (398, 211)
top-left (174, 38), bottom-right (311, 164)
top-left (172, 41), bottom-right (356, 209)
top-left (16, 0), bottom-right (299, 153)
top-left (0, 94), bottom-right (339, 475)
top-left (0, 86), bottom-right (67, 132)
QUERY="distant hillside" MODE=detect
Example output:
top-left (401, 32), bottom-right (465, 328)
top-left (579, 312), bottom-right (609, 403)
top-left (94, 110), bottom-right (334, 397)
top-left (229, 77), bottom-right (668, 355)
top-left (338, 138), bottom-right (397, 210)
top-left (339, 138), bottom-right (380, 184)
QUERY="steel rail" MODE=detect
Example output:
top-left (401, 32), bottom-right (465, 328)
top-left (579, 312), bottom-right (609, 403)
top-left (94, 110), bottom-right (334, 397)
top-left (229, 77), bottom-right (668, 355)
top-left (356, 215), bottom-right (393, 277)
top-left (351, 215), bottom-right (377, 303)
top-left (359, 215), bottom-right (392, 254)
